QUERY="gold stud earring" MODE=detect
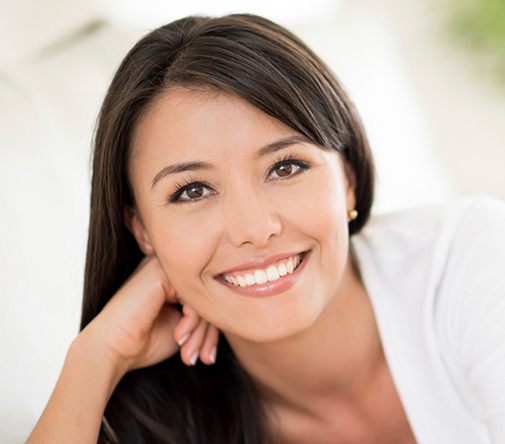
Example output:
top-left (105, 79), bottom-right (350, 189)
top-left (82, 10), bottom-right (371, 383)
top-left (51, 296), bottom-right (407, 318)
top-left (348, 209), bottom-right (358, 221)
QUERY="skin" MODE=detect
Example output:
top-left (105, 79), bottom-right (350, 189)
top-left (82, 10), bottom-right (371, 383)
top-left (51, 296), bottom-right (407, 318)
top-left (126, 86), bottom-right (416, 442)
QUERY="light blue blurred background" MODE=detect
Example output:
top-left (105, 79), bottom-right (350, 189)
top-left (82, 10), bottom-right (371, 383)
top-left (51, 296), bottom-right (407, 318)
top-left (1, 0), bottom-right (504, 442)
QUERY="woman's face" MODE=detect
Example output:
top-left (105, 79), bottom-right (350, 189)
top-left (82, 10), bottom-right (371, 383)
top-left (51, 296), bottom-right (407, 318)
top-left (127, 87), bottom-right (356, 343)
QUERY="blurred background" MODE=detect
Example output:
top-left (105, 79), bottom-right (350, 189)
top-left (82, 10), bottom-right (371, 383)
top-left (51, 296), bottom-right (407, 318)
top-left (1, 0), bottom-right (504, 441)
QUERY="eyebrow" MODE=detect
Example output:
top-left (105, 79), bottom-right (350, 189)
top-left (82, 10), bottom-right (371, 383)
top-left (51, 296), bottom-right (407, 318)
top-left (150, 134), bottom-right (311, 190)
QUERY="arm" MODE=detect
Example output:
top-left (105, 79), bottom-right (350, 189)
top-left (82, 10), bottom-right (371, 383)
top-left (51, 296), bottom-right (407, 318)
top-left (26, 328), bottom-right (128, 444)
top-left (26, 254), bottom-right (220, 443)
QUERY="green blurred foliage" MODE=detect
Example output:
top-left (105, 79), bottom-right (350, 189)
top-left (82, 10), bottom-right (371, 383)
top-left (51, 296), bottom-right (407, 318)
top-left (445, 0), bottom-right (505, 83)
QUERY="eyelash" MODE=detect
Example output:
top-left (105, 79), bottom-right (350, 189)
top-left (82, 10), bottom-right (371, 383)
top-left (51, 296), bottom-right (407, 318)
top-left (168, 154), bottom-right (312, 204)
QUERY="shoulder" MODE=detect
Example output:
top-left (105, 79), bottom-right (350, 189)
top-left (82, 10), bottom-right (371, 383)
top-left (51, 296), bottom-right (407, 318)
top-left (430, 194), bottom-right (505, 344)
top-left (351, 194), bottom-right (505, 326)
top-left (356, 194), bottom-right (505, 257)
top-left (445, 194), bottom-right (505, 246)
top-left (353, 196), bottom-right (505, 441)
top-left (435, 195), bottom-right (505, 443)
top-left (357, 196), bottom-right (505, 441)
top-left (436, 194), bottom-right (505, 302)
top-left (434, 194), bottom-right (505, 340)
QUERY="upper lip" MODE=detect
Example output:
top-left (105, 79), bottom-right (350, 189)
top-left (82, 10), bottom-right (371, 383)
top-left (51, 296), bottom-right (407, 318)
top-left (216, 250), bottom-right (307, 276)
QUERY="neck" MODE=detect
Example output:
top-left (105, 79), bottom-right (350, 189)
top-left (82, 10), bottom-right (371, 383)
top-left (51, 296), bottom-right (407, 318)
top-left (225, 249), bottom-right (383, 418)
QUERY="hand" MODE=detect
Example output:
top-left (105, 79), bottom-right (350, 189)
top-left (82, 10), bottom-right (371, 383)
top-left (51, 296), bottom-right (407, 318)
top-left (80, 255), bottom-right (220, 374)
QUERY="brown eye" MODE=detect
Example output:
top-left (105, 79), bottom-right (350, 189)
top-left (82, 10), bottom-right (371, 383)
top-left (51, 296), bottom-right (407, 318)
top-left (169, 181), bottom-right (214, 204)
top-left (266, 157), bottom-right (311, 182)
top-left (186, 184), bottom-right (204, 199)
top-left (275, 163), bottom-right (293, 177)
top-left (268, 159), bottom-right (309, 181)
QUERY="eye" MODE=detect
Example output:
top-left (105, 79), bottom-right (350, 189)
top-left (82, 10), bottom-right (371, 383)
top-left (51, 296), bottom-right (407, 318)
top-left (267, 156), bottom-right (311, 181)
top-left (168, 155), bottom-right (311, 204)
top-left (169, 181), bottom-right (214, 204)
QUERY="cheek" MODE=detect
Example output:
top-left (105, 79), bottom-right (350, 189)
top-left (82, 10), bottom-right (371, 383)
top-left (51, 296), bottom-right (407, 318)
top-left (283, 171), bottom-right (348, 238)
top-left (292, 171), bottom-right (350, 282)
top-left (150, 216), bottom-right (218, 297)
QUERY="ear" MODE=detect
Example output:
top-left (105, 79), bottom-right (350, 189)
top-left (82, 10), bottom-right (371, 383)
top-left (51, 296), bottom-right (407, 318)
top-left (123, 206), bottom-right (154, 256)
top-left (343, 161), bottom-right (357, 211)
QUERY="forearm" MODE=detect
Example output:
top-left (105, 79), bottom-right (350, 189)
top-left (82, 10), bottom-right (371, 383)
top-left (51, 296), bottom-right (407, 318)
top-left (26, 331), bottom-right (127, 443)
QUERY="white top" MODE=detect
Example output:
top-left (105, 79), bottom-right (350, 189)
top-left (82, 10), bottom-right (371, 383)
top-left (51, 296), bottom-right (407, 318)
top-left (351, 195), bottom-right (505, 444)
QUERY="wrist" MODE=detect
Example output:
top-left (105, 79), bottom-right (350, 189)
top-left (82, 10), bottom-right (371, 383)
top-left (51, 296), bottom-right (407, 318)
top-left (69, 326), bottom-right (129, 398)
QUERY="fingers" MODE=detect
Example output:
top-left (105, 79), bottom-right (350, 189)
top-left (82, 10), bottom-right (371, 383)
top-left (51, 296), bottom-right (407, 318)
top-left (173, 304), bottom-right (200, 346)
top-left (180, 317), bottom-right (207, 365)
top-left (156, 259), bottom-right (219, 367)
top-left (199, 324), bottom-right (220, 365)
top-left (174, 304), bottom-right (220, 366)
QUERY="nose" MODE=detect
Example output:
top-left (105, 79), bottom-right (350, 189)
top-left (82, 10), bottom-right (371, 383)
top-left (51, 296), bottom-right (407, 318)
top-left (223, 184), bottom-right (282, 248)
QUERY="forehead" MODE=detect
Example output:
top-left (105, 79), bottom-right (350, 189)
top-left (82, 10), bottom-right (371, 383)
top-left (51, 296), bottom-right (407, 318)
top-left (131, 87), bottom-right (296, 165)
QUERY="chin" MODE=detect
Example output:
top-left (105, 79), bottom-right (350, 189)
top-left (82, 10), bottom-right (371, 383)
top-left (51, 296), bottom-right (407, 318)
top-left (224, 301), bottom-right (325, 344)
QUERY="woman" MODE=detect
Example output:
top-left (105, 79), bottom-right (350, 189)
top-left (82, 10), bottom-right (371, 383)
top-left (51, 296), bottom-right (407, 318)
top-left (28, 13), bottom-right (505, 444)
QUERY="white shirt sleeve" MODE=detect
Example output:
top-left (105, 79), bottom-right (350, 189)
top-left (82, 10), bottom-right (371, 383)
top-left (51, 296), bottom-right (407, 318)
top-left (440, 196), bottom-right (505, 443)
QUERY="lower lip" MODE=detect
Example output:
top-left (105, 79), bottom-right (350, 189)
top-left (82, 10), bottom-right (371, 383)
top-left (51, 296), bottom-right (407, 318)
top-left (215, 250), bottom-right (312, 297)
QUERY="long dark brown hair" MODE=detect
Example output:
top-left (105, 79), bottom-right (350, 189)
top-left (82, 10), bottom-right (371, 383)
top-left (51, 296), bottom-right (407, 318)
top-left (81, 13), bottom-right (375, 443)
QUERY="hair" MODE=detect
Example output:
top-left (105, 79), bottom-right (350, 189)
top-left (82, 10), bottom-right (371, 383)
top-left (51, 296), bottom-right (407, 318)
top-left (80, 13), bottom-right (375, 444)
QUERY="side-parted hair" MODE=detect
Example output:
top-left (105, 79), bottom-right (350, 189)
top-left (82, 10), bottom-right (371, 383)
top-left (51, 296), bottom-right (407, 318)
top-left (81, 13), bottom-right (375, 443)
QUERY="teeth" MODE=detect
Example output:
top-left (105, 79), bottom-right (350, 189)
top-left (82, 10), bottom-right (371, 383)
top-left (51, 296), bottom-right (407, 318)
top-left (266, 265), bottom-right (280, 281)
top-left (286, 257), bottom-right (294, 273)
top-left (245, 273), bottom-right (255, 285)
top-left (254, 269), bottom-right (268, 284)
top-left (222, 253), bottom-right (304, 287)
top-left (237, 275), bottom-right (247, 287)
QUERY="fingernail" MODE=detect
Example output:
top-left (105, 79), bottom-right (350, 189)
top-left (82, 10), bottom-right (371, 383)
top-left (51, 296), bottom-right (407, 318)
top-left (209, 347), bottom-right (217, 364)
top-left (177, 333), bottom-right (190, 347)
top-left (189, 351), bottom-right (199, 366)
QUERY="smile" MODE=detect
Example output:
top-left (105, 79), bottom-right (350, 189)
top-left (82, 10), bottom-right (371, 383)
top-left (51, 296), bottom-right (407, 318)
top-left (222, 252), bottom-right (304, 287)
top-left (215, 250), bottom-right (311, 297)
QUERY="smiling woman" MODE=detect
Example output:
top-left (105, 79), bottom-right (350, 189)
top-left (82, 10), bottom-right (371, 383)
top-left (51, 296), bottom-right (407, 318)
top-left (126, 86), bottom-right (360, 343)
top-left (27, 13), bottom-right (505, 444)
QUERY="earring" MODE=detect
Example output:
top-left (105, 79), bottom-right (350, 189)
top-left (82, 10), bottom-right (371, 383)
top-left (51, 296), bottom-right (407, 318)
top-left (348, 209), bottom-right (358, 221)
